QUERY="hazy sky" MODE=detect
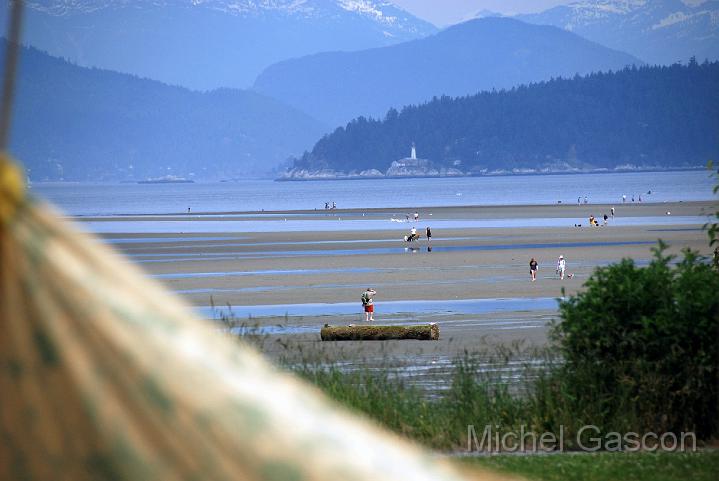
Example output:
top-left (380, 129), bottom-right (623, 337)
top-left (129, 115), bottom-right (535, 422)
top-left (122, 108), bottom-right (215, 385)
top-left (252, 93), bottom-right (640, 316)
top-left (391, 1), bottom-right (577, 26)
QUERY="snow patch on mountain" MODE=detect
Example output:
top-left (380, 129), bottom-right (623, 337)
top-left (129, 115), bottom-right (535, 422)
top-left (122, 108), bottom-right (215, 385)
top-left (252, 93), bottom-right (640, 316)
top-left (517, 0), bottom-right (718, 64)
top-left (27, 0), bottom-right (133, 15)
top-left (28, 0), bottom-right (400, 21)
top-left (338, 0), bottom-right (395, 24)
top-left (195, 0), bottom-right (318, 17)
top-left (569, 0), bottom-right (648, 15)
top-left (658, 6), bottom-right (719, 30)
top-left (552, 0), bottom-right (650, 30)
top-left (18, 0), bottom-right (437, 90)
top-left (653, 11), bottom-right (694, 29)
top-left (25, 0), bottom-right (434, 33)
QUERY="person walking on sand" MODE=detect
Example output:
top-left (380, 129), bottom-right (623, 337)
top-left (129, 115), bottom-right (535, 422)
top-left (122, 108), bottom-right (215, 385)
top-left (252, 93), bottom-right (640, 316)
top-left (361, 288), bottom-right (377, 321)
top-left (611, 207), bottom-right (615, 219)
top-left (426, 226), bottom-right (432, 244)
top-left (556, 255), bottom-right (566, 280)
top-left (529, 257), bottom-right (538, 282)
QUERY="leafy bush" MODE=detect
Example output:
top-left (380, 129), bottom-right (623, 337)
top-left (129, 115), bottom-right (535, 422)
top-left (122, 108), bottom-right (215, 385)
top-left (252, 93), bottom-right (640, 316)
top-left (553, 243), bottom-right (719, 438)
top-left (703, 161), bottom-right (719, 269)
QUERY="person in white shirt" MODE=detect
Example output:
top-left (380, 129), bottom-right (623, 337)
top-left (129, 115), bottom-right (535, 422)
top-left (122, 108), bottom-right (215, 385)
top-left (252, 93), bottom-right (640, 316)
top-left (406, 226), bottom-right (418, 242)
top-left (556, 255), bottom-right (566, 280)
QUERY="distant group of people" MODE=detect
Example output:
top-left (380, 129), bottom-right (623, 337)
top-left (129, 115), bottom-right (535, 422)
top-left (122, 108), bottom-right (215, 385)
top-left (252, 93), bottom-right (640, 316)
top-left (577, 207), bottom-right (614, 227)
top-left (404, 211), bottom-right (420, 221)
top-left (405, 226), bottom-right (432, 243)
top-left (622, 191), bottom-right (651, 203)
top-left (362, 253), bottom-right (572, 320)
top-left (324, 201), bottom-right (337, 210)
top-left (402, 210), bottom-right (431, 244)
top-left (579, 191), bottom-right (654, 205)
top-left (529, 255), bottom-right (574, 282)
top-left (588, 213), bottom-right (610, 226)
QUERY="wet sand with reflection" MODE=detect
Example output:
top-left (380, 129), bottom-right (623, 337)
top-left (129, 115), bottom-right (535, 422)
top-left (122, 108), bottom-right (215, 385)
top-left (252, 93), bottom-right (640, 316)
top-left (91, 201), bottom-right (714, 382)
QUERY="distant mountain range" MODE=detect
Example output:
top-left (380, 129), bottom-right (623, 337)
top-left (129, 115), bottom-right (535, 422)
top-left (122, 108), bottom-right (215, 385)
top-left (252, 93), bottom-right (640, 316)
top-left (253, 17), bottom-right (641, 127)
top-left (517, 0), bottom-right (719, 65)
top-left (3, 40), bottom-right (327, 181)
top-left (7, 1), bottom-right (714, 182)
top-left (7, 0), bottom-right (436, 90)
top-left (285, 61), bottom-right (719, 179)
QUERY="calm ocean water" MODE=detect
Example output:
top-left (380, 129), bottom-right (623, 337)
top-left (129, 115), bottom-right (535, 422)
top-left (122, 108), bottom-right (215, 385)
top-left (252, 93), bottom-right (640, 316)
top-left (30, 170), bottom-right (715, 216)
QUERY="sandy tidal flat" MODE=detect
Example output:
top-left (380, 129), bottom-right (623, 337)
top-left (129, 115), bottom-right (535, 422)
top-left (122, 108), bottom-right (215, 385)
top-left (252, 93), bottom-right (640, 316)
top-left (95, 201), bottom-right (716, 380)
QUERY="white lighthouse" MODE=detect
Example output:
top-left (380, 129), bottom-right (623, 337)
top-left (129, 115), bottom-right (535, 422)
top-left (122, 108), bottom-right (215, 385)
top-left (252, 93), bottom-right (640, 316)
top-left (386, 142), bottom-right (430, 177)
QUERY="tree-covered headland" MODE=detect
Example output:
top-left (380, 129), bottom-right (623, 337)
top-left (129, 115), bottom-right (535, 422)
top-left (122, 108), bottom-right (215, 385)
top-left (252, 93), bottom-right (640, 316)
top-left (290, 60), bottom-right (718, 176)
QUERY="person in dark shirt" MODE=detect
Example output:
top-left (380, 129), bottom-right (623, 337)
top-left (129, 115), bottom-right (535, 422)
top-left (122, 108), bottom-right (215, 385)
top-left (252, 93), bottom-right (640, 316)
top-left (529, 258), bottom-right (538, 282)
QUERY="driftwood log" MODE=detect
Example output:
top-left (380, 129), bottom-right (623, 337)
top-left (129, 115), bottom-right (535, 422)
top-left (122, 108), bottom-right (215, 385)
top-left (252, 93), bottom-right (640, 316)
top-left (320, 323), bottom-right (439, 341)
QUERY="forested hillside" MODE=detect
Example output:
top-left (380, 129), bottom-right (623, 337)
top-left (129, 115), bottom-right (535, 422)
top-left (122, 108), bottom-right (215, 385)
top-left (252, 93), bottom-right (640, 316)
top-left (2, 40), bottom-right (327, 181)
top-left (288, 60), bottom-right (719, 177)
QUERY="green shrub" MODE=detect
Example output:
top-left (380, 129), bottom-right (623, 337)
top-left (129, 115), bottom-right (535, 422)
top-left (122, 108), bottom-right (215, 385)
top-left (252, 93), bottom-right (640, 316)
top-left (553, 243), bottom-right (719, 438)
top-left (704, 160), bottom-right (719, 249)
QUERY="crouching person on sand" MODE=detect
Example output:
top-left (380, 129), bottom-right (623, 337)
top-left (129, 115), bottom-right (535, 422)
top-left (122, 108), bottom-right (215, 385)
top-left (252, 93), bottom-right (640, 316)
top-left (405, 227), bottom-right (419, 242)
top-left (361, 288), bottom-right (377, 321)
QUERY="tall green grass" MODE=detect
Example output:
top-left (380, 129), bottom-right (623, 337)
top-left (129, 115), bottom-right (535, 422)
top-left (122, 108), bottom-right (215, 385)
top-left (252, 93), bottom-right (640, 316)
top-left (292, 345), bottom-right (709, 452)
top-left (463, 451), bottom-right (719, 481)
top-left (292, 348), bottom-right (568, 450)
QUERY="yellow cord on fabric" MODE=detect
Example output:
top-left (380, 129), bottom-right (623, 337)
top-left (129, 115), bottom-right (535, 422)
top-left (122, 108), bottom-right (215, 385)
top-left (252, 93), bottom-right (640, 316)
top-left (0, 0), bottom-right (26, 226)
top-left (0, 153), bottom-right (25, 225)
